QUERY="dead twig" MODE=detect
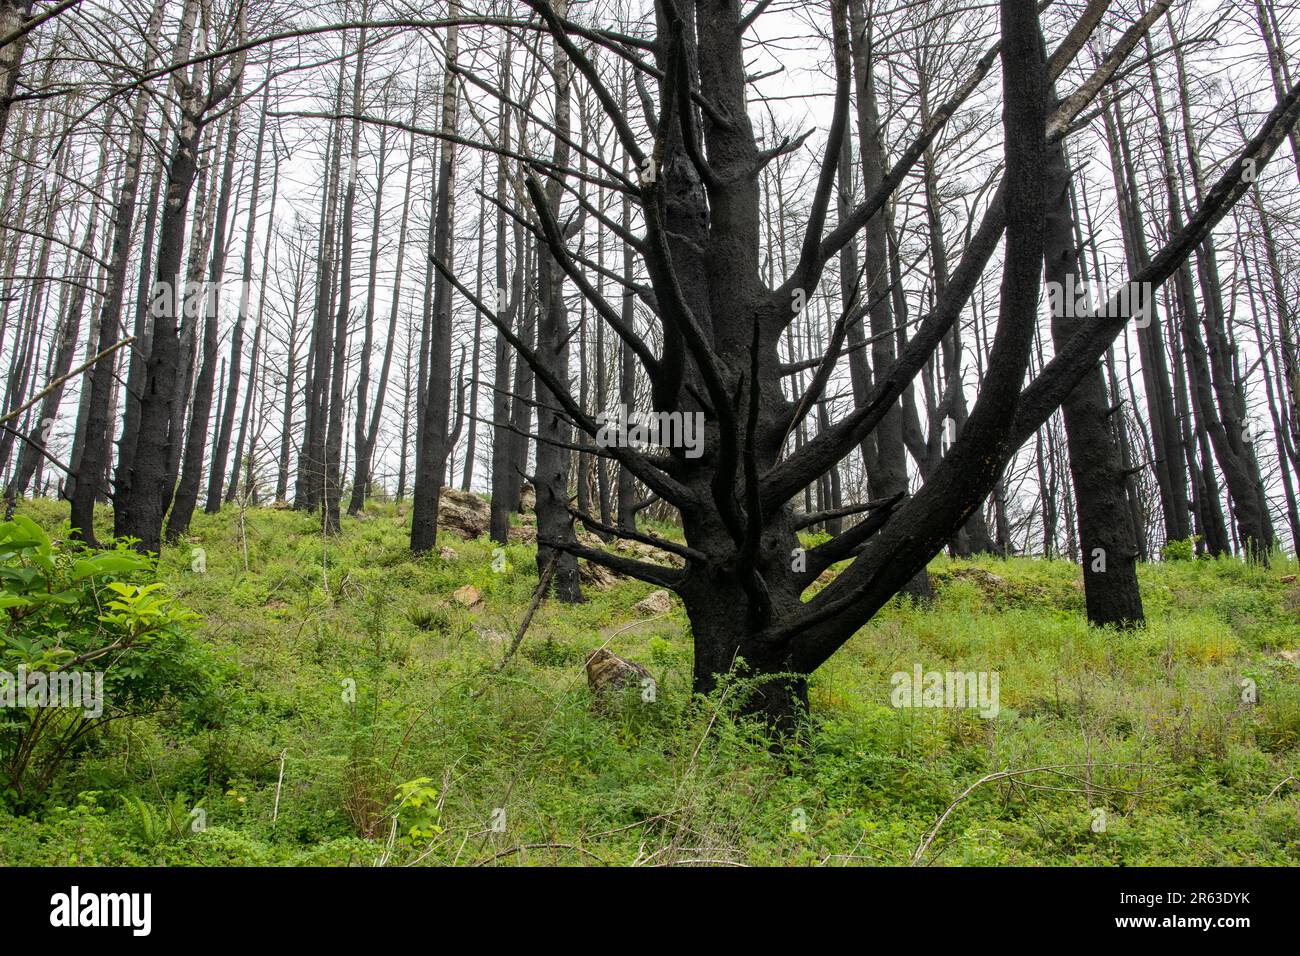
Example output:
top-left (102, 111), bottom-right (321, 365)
top-left (470, 548), bottom-right (561, 699)
top-left (473, 842), bottom-right (609, 866)
top-left (911, 763), bottom-right (1153, 865)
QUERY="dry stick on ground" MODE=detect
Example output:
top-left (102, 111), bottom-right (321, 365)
top-left (271, 748), bottom-right (287, 825)
top-left (0, 336), bottom-right (136, 427)
top-left (469, 610), bottom-right (672, 862)
top-left (473, 841), bottom-right (609, 867)
top-left (640, 650), bottom-right (745, 867)
top-left (470, 548), bottom-right (561, 700)
top-left (650, 858), bottom-right (749, 867)
top-left (1260, 775), bottom-right (1299, 807)
top-left (910, 763), bottom-right (1155, 865)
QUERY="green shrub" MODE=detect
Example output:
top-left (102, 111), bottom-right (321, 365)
top-left (0, 518), bottom-right (218, 810)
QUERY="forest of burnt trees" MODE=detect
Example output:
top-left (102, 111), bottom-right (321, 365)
top-left (0, 0), bottom-right (1298, 725)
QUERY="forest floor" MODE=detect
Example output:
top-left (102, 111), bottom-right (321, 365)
top-left (2, 496), bottom-right (1299, 866)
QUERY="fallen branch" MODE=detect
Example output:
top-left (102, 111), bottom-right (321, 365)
top-left (1260, 775), bottom-right (1298, 807)
top-left (469, 549), bottom-right (561, 700)
top-left (911, 763), bottom-right (1153, 865)
top-left (0, 336), bottom-right (136, 428)
top-left (473, 842), bottom-right (609, 867)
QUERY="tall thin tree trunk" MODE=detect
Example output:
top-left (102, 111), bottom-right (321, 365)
top-left (209, 78), bottom-right (271, 513)
top-left (168, 87), bottom-right (241, 540)
top-left (533, 0), bottom-right (582, 601)
top-left (1042, 71), bottom-right (1143, 624)
top-left (69, 0), bottom-right (167, 542)
top-left (119, 0), bottom-right (233, 553)
top-left (410, 10), bottom-right (459, 553)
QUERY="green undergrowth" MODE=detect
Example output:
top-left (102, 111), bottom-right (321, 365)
top-left (1, 497), bottom-right (1296, 866)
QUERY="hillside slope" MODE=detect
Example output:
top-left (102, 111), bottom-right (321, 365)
top-left (2, 499), bottom-right (1298, 865)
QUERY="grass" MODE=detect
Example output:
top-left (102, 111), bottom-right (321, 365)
top-left (1, 495), bottom-right (1298, 866)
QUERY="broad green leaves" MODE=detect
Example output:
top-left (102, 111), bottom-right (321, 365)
top-left (0, 518), bottom-right (214, 810)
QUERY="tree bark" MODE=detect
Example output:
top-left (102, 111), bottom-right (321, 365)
top-left (410, 9), bottom-right (459, 553)
top-left (208, 79), bottom-right (271, 513)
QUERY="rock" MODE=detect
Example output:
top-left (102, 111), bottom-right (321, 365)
top-left (438, 546), bottom-right (459, 561)
top-left (633, 589), bottom-right (673, 616)
top-left (507, 523), bottom-right (536, 544)
top-left (579, 560), bottom-right (620, 589)
top-left (437, 487), bottom-right (490, 540)
top-left (453, 585), bottom-right (483, 608)
top-left (1281, 574), bottom-right (1297, 584)
top-left (586, 649), bottom-right (654, 703)
top-left (613, 536), bottom-right (685, 567)
top-left (949, 566), bottom-right (1007, 592)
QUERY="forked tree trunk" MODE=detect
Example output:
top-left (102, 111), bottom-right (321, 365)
top-left (118, 6), bottom-right (244, 552)
top-left (441, 0), bottom-right (1292, 733)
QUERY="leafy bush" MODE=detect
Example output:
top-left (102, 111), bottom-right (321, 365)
top-left (0, 518), bottom-right (218, 810)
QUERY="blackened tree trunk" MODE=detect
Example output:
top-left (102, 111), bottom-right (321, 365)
top-left (1254, 0), bottom-right (1300, 185)
top-left (275, 204), bottom-right (308, 502)
top-left (295, 46), bottom-right (347, 512)
top-left (847, 0), bottom-right (933, 600)
top-left (346, 108), bottom-right (389, 517)
top-left (410, 12), bottom-right (459, 553)
top-left (1245, 253), bottom-right (1300, 549)
top-left (69, 0), bottom-right (167, 543)
top-left (461, 172), bottom-right (486, 494)
top-left (323, 20), bottom-right (369, 534)
top-left (4, 148), bottom-right (105, 507)
top-left (1073, 172), bottom-right (1150, 560)
top-left (489, 35), bottom-right (520, 544)
top-left (532, 0), bottom-right (582, 601)
top-left (615, 131), bottom-right (638, 533)
top-left (913, 66), bottom-right (997, 557)
top-left (396, 318), bottom-right (414, 501)
top-left (351, 115), bottom-right (411, 515)
top-left (117, 6), bottom-right (244, 554)
top-left (168, 87), bottom-right (242, 541)
top-left (507, 248), bottom-right (535, 513)
top-left (0, 1), bottom-right (34, 147)
top-left (1042, 90), bottom-right (1144, 626)
top-left (229, 131), bottom-right (282, 503)
top-left (163, 130), bottom-right (221, 518)
top-left (1104, 93), bottom-right (1191, 549)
